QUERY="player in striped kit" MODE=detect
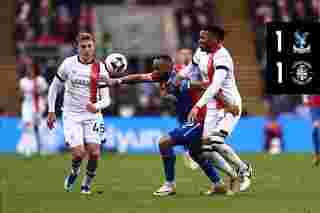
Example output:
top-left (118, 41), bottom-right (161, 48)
top-left (303, 95), bottom-right (320, 166)
top-left (47, 33), bottom-right (111, 194)
top-left (187, 26), bottom-right (253, 193)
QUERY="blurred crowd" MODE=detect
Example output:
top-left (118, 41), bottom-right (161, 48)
top-left (16, 0), bottom-right (218, 117)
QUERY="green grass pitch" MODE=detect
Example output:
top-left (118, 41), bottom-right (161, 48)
top-left (0, 153), bottom-right (319, 213)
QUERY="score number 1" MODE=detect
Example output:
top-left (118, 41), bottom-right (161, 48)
top-left (275, 30), bottom-right (282, 52)
top-left (276, 62), bottom-right (283, 84)
top-left (275, 30), bottom-right (283, 84)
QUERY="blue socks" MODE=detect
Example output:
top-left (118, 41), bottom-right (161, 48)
top-left (189, 150), bottom-right (221, 184)
top-left (196, 158), bottom-right (221, 184)
top-left (313, 127), bottom-right (320, 154)
top-left (160, 146), bottom-right (176, 183)
top-left (160, 145), bottom-right (221, 185)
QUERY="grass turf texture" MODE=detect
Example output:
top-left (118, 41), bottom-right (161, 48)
top-left (0, 153), bottom-right (319, 213)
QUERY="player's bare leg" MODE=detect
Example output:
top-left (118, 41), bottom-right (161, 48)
top-left (64, 145), bottom-right (86, 192)
top-left (80, 143), bottom-right (101, 194)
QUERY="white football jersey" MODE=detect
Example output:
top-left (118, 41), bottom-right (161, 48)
top-left (193, 47), bottom-right (242, 108)
top-left (57, 55), bottom-right (110, 120)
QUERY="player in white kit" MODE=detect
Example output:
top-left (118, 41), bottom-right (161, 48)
top-left (18, 63), bottom-right (48, 155)
top-left (188, 26), bottom-right (253, 193)
top-left (20, 64), bottom-right (48, 128)
top-left (47, 33), bottom-right (111, 194)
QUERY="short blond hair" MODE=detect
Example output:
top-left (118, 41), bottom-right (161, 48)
top-left (76, 32), bottom-right (95, 43)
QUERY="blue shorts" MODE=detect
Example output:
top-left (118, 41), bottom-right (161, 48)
top-left (168, 122), bottom-right (203, 149)
top-left (310, 108), bottom-right (320, 122)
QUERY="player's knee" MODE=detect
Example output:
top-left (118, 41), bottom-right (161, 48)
top-left (72, 148), bottom-right (85, 160)
top-left (159, 136), bottom-right (175, 157)
top-left (208, 130), bottom-right (228, 144)
top-left (201, 144), bottom-right (215, 159)
top-left (201, 135), bottom-right (229, 157)
top-left (89, 149), bottom-right (101, 160)
top-left (159, 136), bottom-right (171, 150)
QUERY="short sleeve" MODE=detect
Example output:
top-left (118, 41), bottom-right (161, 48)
top-left (213, 51), bottom-right (232, 71)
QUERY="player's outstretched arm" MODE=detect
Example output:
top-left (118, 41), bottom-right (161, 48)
top-left (100, 72), bottom-right (159, 87)
top-left (119, 72), bottom-right (159, 84)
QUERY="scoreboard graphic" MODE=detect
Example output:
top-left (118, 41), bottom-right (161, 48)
top-left (266, 22), bottom-right (320, 94)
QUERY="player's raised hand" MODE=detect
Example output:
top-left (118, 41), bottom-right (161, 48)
top-left (188, 106), bottom-right (200, 123)
top-left (47, 112), bottom-right (56, 130)
top-left (86, 102), bottom-right (98, 113)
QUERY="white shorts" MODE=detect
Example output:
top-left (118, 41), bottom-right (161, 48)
top-left (22, 102), bottom-right (41, 125)
top-left (63, 114), bottom-right (101, 148)
top-left (203, 108), bottom-right (241, 138)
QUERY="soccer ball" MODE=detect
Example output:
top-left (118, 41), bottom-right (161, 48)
top-left (104, 53), bottom-right (128, 74)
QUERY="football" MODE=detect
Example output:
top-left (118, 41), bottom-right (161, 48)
top-left (104, 53), bottom-right (128, 74)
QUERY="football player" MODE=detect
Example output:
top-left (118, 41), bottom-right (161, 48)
top-left (47, 32), bottom-right (111, 194)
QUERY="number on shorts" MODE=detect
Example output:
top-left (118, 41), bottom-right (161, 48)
top-left (99, 124), bottom-right (105, 133)
top-left (93, 122), bottom-right (105, 133)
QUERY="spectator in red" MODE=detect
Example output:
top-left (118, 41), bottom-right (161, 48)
top-left (264, 113), bottom-right (284, 155)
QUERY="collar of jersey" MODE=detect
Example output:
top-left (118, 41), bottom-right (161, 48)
top-left (77, 56), bottom-right (95, 65)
